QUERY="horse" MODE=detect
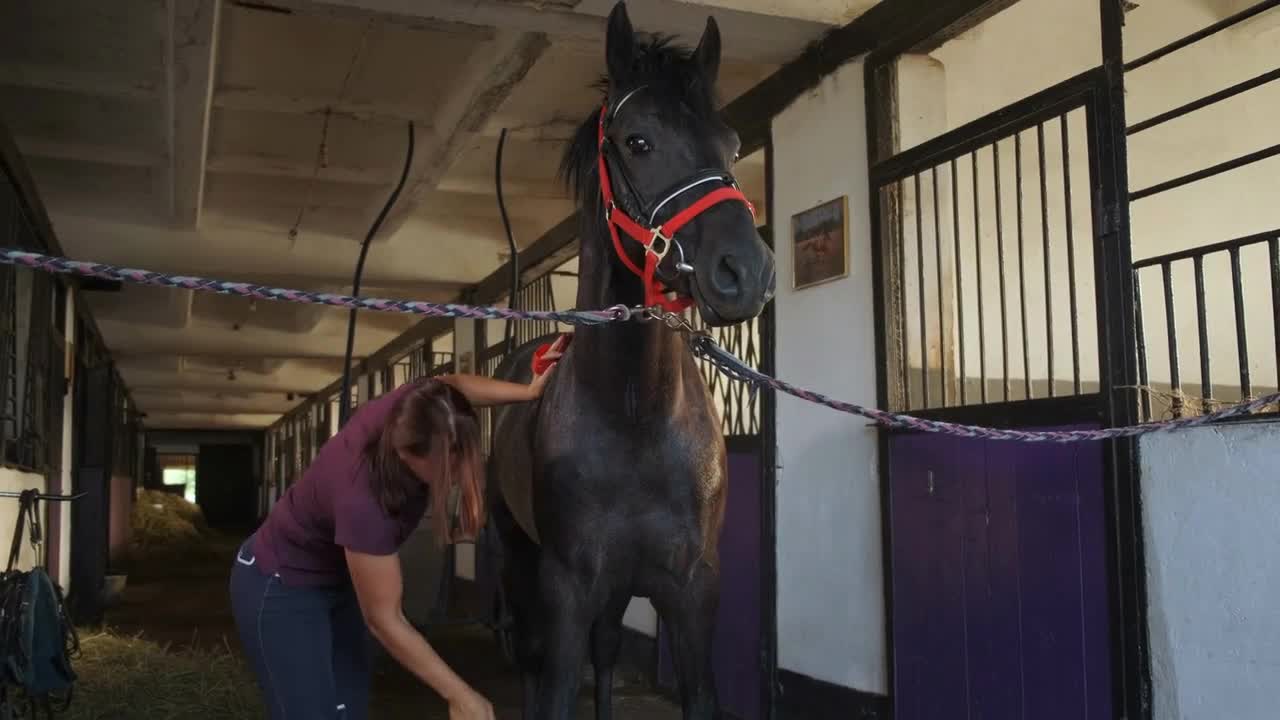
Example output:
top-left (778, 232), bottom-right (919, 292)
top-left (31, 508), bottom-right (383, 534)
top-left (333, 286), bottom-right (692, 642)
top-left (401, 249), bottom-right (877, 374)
top-left (486, 3), bottom-right (776, 718)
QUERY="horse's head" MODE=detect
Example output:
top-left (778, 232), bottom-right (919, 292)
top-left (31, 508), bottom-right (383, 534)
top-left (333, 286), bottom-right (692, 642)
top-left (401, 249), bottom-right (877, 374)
top-left (564, 2), bottom-right (776, 327)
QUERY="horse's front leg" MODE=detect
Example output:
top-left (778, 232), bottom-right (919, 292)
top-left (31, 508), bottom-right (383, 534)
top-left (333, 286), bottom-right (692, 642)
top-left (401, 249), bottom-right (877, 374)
top-left (589, 591), bottom-right (631, 720)
top-left (534, 557), bottom-right (591, 720)
top-left (653, 562), bottom-right (720, 720)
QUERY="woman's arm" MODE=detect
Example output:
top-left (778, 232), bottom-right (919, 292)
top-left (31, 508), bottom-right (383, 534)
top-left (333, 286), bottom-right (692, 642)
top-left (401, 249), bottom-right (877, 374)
top-left (345, 549), bottom-right (494, 719)
top-left (437, 337), bottom-right (565, 408)
top-left (435, 374), bottom-right (540, 407)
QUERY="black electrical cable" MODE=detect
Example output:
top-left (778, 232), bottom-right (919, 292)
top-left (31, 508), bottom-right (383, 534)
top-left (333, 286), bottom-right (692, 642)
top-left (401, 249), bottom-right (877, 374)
top-left (339, 120), bottom-right (414, 426)
top-left (496, 127), bottom-right (519, 353)
top-left (419, 128), bottom-right (520, 637)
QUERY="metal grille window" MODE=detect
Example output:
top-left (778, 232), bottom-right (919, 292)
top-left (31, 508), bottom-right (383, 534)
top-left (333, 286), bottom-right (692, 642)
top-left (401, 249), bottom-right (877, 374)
top-left (391, 344), bottom-right (454, 387)
top-left (1, 168), bottom-right (62, 472)
top-left (1123, 1), bottom-right (1280, 421)
top-left (1133, 231), bottom-right (1279, 419)
top-left (873, 74), bottom-right (1102, 413)
top-left (688, 309), bottom-right (764, 437)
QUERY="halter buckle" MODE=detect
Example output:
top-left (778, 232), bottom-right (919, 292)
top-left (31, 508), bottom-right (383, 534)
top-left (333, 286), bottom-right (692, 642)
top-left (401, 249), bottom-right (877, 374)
top-left (647, 229), bottom-right (673, 262)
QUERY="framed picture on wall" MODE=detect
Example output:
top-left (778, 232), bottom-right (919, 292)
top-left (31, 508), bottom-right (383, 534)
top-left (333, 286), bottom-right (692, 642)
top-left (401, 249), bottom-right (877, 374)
top-left (791, 195), bottom-right (849, 290)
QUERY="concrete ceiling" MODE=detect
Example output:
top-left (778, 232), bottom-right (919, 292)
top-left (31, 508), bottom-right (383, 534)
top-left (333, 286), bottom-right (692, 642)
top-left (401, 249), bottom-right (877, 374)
top-left (0, 0), bottom-right (879, 429)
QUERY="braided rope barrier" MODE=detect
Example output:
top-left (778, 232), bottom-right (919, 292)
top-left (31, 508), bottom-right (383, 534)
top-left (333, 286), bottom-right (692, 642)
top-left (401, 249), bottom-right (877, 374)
top-left (0, 249), bottom-right (621, 326)
top-left (690, 336), bottom-right (1280, 443)
top-left (5, 247), bottom-right (1276, 443)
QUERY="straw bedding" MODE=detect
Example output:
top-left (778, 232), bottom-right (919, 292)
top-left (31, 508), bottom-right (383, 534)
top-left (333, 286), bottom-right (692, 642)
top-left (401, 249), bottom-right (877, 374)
top-left (62, 629), bottom-right (263, 720)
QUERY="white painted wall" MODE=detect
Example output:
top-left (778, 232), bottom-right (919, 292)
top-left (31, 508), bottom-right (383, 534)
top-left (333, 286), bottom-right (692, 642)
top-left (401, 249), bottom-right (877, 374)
top-left (771, 57), bottom-right (885, 693)
top-left (1141, 421), bottom-right (1280, 720)
top-left (56, 290), bottom-right (75, 590)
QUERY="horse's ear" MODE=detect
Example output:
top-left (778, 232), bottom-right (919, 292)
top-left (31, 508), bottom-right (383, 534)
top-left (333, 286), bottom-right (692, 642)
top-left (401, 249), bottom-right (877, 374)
top-left (606, 2), bottom-right (635, 85)
top-left (693, 16), bottom-right (722, 86)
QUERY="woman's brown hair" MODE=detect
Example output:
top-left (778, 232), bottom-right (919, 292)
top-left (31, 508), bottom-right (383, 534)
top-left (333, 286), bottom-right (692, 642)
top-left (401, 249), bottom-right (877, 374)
top-left (364, 379), bottom-right (484, 544)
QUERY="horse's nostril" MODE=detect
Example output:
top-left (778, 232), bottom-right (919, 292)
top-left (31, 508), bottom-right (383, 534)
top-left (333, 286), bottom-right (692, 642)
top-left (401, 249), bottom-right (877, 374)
top-left (712, 255), bottom-right (742, 297)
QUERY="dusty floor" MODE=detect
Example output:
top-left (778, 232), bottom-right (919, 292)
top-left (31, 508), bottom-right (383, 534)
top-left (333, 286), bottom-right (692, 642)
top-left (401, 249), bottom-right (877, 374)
top-left (105, 535), bottom-right (680, 719)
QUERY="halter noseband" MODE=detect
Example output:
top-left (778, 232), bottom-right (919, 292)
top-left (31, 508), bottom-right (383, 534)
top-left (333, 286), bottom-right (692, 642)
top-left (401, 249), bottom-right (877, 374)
top-left (596, 87), bottom-right (756, 312)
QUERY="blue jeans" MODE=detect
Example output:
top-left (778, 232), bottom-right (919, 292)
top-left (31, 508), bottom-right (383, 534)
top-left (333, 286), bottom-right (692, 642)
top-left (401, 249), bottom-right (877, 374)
top-left (229, 535), bottom-right (371, 719)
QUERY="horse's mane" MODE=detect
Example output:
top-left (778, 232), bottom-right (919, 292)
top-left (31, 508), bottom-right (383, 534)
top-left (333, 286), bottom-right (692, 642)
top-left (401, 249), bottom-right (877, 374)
top-left (560, 34), bottom-right (722, 220)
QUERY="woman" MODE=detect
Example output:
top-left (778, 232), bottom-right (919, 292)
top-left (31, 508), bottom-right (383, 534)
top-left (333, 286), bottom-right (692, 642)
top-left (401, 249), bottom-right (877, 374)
top-left (229, 342), bottom-right (564, 720)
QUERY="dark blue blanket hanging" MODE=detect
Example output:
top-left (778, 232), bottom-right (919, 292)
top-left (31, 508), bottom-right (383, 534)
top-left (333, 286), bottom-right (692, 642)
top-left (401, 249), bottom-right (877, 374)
top-left (0, 489), bottom-right (79, 718)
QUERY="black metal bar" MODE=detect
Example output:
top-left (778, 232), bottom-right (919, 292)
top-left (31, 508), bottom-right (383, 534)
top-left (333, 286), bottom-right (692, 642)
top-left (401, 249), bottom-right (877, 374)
top-left (1272, 238), bottom-right (1280, 391)
top-left (953, 158), bottom-right (966, 405)
top-left (1124, 0), bottom-right (1280, 72)
top-left (1230, 247), bottom-right (1252, 399)
top-left (1090, 11), bottom-right (1151, 707)
top-left (1133, 272), bottom-right (1152, 420)
top-left (1130, 142), bottom-right (1280, 201)
top-left (1062, 113), bottom-right (1082, 394)
top-left (871, 69), bottom-right (1099, 186)
top-left (993, 142), bottom-right (1010, 401)
top-left (1162, 262), bottom-right (1182, 417)
top-left (932, 166), bottom-right (946, 407)
top-left (973, 151), bottom-right (988, 403)
top-left (1038, 123), bottom-right (1055, 397)
top-left (1193, 256), bottom-right (1213, 403)
top-left (0, 491), bottom-right (86, 502)
top-left (1133, 228), bottom-right (1279, 268)
top-left (1015, 132), bottom-right (1031, 400)
top-left (891, 392), bottom-right (1102, 428)
top-left (898, 182), bottom-right (911, 409)
top-left (915, 173), bottom-right (929, 408)
top-left (1128, 66), bottom-right (1280, 135)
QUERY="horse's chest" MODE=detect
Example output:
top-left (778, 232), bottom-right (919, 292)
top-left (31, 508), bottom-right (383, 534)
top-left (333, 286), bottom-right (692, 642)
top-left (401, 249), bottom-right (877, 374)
top-left (542, 417), bottom-right (723, 494)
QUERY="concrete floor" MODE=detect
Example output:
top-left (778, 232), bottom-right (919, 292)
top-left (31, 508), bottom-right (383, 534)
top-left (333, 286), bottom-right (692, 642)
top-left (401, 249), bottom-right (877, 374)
top-left (106, 535), bottom-right (680, 719)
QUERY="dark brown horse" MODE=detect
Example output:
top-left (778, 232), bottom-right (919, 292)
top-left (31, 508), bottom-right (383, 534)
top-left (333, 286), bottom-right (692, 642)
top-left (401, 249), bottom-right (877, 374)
top-left (487, 4), bottom-right (775, 718)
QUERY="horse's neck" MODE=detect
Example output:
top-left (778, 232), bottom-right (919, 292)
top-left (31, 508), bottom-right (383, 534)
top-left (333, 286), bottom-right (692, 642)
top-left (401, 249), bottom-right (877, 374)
top-left (571, 227), bottom-right (689, 414)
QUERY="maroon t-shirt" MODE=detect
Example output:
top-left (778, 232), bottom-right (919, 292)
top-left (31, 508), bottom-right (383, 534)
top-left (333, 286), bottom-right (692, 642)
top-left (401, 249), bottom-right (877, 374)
top-left (253, 381), bottom-right (429, 586)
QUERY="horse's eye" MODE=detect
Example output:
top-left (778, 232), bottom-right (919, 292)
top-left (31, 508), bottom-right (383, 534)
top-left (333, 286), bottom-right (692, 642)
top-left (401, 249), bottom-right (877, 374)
top-left (625, 135), bottom-right (652, 154)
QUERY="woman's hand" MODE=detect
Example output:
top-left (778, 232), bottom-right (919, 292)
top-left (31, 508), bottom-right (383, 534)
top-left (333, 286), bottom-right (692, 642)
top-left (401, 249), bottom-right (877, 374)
top-left (527, 335), bottom-right (568, 399)
top-left (448, 688), bottom-right (496, 720)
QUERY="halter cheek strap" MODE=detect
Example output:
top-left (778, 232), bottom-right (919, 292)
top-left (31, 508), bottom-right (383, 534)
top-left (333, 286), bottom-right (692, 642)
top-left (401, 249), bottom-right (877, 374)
top-left (596, 101), bottom-right (756, 312)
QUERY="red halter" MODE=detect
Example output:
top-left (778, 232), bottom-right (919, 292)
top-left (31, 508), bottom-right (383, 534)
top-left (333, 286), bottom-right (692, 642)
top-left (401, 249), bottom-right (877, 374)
top-left (596, 101), bottom-right (756, 312)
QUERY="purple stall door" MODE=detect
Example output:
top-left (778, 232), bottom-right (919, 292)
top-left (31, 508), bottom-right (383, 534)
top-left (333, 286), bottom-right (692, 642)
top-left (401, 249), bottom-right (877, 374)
top-left (889, 425), bottom-right (1112, 720)
top-left (659, 447), bottom-right (762, 720)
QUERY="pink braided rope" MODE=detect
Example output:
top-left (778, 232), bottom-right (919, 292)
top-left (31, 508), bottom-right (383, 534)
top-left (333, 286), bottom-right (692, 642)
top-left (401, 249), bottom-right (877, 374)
top-left (1, 249), bottom-right (619, 326)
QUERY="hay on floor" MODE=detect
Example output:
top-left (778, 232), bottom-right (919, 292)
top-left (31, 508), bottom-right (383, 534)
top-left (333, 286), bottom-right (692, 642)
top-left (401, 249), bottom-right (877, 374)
top-left (64, 629), bottom-right (263, 720)
top-left (129, 490), bottom-right (225, 566)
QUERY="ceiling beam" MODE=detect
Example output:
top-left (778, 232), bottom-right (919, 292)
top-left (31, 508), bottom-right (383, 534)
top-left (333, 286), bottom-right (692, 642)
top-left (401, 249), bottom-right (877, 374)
top-left (212, 85), bottom-right (579, 140)
top-left (668, 0), bottom-right (876, 25)
top-left (135, 399), bottom-right (302, 415)
top-left (281, 0), bottom-right (829, 64)
top-left (0, 63), bottom-right (160, 101)
top-left (14, 136), bottom-right (164, 169)
top-left (166, 0), bottom-right (223, 227)
top-left (142, 412), bottom-right (285, 430)
top-left (129, 380), bottom-right (326, 395)
top-left (112, 349), bottom-right (362, 361)
top-left (211, 86), bottom-right (436, 127)
top-left (204, 153), bottom-right (566, 198)
top-left (375, 30), bottom-right (551, 239)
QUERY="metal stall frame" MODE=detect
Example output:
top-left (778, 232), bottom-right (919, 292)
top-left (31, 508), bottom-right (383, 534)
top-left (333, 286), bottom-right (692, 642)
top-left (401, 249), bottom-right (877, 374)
top-left (863, 0), bottom-right (1148, 717)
